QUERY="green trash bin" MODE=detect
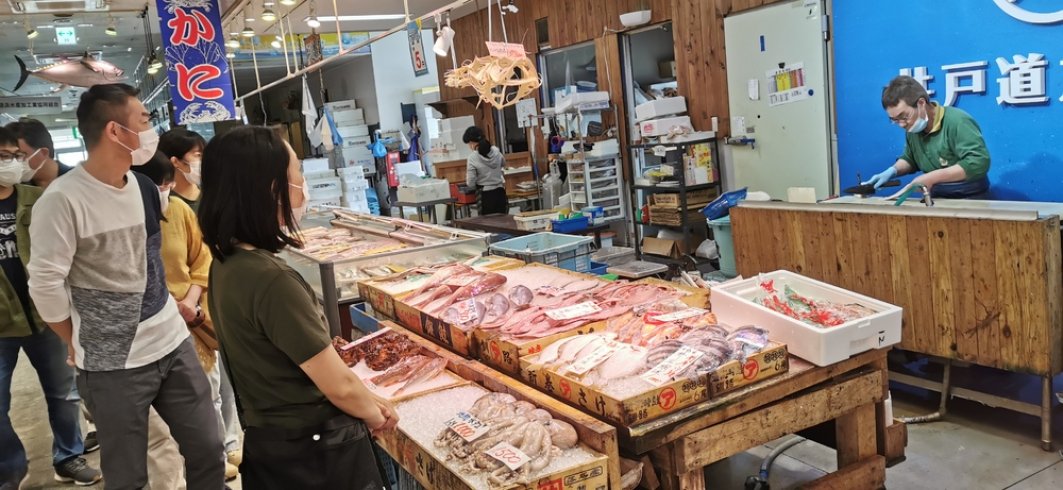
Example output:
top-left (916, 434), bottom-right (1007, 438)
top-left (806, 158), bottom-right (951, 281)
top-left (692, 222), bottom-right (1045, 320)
top-left (708, 215), bottom-right (736, 277)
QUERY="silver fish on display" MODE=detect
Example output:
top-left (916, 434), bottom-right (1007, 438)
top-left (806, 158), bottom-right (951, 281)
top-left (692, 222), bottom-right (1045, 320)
top-left (14, 54), bottom-right (126, 91)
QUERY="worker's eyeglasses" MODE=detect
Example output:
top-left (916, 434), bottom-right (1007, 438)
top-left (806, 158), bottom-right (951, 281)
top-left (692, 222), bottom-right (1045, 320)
top-left (0, 152), bottom-right (27, 164)
top-left (887, 110), bottom-right (915, 125)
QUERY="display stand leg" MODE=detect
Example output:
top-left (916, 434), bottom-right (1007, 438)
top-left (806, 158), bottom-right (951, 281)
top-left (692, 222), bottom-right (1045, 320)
top-left (320, 262), bottom-right (341, 338)
top-left (1042, 375), bottom-right (1053, 451)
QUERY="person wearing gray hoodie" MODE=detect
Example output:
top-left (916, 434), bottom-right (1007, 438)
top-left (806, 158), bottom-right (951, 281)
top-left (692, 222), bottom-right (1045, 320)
top-left (462, 126), bottom-right (508, 215)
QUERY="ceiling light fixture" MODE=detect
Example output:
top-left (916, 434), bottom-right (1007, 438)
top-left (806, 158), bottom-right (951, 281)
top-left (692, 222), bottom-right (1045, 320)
top-left (270, 36), bottom-right (282, 49)
top-left (226, 51), bottom-right (236, 59)
top-left (241, 25), bottom-right (255, 37)
top-left (105, 16), bottom-right (116, 36)
top-left (280, 0), bottom-right (296, 5)
top-left (226, 34), bottom-right (240, 49)
top-left (261, 8), bottom-right (277, 22)
top-left (305, 0), bottom-right (320, 28)
top-left (24, 18), bottom-right (38, 39)
top-left (264, 0), bottom-right (275, 6)
top-left (244, 7), bottom-right (255, 23)
top-left (315, 14), bottom-right (406, 22)
top-left (434, 25), bottom-right (454, 57)
top-left (149, 55), bottom-right (163, 71)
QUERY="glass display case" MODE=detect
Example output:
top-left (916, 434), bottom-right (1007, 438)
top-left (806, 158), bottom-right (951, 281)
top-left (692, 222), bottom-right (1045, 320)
top-left (279, 209), bottom-right (490, 335)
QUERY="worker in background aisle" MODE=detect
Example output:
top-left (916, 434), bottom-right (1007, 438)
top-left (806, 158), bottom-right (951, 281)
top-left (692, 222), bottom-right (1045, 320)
top-left (199, 127), bottom-right (397, 489)
top-left (462, 126), bottom-right (508, 215)
top-left (863, 75), bottom-right (991, 199)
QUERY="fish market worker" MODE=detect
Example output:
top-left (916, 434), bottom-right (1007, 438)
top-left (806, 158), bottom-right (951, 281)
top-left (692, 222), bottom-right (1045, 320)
top-left (863, 75), bottom-right (991, 199)
top-left (462, 126), bottom-right (508, 215)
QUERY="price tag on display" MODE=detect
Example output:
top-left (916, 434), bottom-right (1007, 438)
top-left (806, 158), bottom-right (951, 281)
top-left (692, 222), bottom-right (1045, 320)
top-left (456, 298), bottom-right (480, 324)
top-left (485, 442), bottom-right (531, 470)
top-left (566, 341), bottom-right (619, 375)
top-left (652, 308), bottom-right (709, 323)
top-left (546, 302), bottom-right (602, 321)
top-left (486, 41), bottom-right (527, 59)
top-left (407, 21), bottom-right (429, 77)
top-left (641, 346), bottom-right (705, 386)
top-left (443, 411), bottom-right (491, 442)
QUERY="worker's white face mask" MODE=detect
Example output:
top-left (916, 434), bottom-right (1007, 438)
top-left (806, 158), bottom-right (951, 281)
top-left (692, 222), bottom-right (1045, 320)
top-left (289, 182), bottom-right (310, 223)
top-left (907, 102), bottom-right (928, 134)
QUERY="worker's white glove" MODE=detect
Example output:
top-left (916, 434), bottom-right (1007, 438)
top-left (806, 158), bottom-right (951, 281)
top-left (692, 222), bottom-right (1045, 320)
top-left (862, 167), bottom-right (898, 189)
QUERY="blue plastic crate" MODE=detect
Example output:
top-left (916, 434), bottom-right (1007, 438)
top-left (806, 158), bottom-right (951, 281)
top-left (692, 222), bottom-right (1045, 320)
top-left (588, 261), bottom-right (608, 275)
top-left (490, 232), bottom-right (594, 272)
top-left (550, 215), bottom-right (590, 234)
top-left (349, 303), bottom-right (379, 335)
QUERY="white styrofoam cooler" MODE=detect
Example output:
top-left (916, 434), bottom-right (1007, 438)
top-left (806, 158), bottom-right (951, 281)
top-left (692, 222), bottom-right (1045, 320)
top-left (332, 108), bottom-right (365, 125)
top-left (324, 100), bottom-right (356, 111)
top-left (439, 115), bottom-right (475, 133)
top-left (639, 116), bottom-right (694, 137)
top-left (635, 96), bottom-right (687, 122)
top-left (337, 125), bottom-right (370, 139)
top-left (306, 178), bottom-right (343, 200)
top-left (396, 179), bottom-right (450, 203)
top-left (710, 270), bottom-right (902, 367)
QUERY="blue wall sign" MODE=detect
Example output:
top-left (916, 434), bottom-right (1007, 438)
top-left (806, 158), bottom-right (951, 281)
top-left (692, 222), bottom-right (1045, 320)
top-left (834, 0), bottom-right (1063, 201)
top-left (155, 0), bottom-right (236, 124)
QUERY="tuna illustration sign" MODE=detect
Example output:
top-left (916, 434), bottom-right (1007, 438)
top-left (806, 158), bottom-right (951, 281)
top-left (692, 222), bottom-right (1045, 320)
top-left (13, 53), bottom-right (126, 91)
top-left (155, 0), bottom-right (236, 124)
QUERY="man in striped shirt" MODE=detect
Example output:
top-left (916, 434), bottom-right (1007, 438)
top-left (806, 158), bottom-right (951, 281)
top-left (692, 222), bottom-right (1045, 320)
top-left (28, 84), bottom-right (224, 490)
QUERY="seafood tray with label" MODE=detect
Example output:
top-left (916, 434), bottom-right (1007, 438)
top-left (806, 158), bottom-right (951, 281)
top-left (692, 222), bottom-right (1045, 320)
top-left (519, 303), bottom-right (788, 426)
top-left (379, 385), bottom-right (609, 489)
top-left (331, 329), bottom-right (466, 401)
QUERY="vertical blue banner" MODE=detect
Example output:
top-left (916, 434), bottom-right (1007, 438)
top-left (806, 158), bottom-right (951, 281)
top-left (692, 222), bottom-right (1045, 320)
top-left (155, 0), bottom-right (236, 124)
top-left (834, 0), bottom-right (1063, 201)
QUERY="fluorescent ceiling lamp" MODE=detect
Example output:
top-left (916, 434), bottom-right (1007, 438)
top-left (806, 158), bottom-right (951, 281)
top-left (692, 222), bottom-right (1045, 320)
top-left (316, 14), bottom-right (406, 22)
top-left (149, 56), bottom-right (163, 70)
top-left (279, 0), bottom-right (295, 5)
top-left (26, 27), bottom-right (38, 39)
top-left (305, 16), bottom-right (320, 28)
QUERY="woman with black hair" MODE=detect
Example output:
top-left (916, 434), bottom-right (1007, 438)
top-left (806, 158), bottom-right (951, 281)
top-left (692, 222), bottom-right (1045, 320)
top-left (462, 126), bottom-right (508, 215)
top-left (158, 128), bottom-right (206, 212)
top-left (198, 126), bottom-right (396, 489)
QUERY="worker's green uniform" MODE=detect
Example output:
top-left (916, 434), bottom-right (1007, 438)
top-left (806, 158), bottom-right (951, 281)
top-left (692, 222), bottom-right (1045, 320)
top-left (899, 103), bottom-right (990, 182)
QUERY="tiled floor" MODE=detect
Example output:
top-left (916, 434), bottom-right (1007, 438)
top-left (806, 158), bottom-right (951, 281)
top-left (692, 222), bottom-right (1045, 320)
top-left (9, 351), bottom-right (1063, 489)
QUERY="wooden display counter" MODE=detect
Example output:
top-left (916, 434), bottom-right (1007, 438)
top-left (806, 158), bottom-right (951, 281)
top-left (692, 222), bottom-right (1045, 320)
top-left (730, 199), bottom-right (1063, 450)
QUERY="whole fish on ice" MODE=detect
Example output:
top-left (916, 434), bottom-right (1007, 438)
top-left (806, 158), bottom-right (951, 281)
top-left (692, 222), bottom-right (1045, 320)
top-left (14, 54), bottom-right (126, 91)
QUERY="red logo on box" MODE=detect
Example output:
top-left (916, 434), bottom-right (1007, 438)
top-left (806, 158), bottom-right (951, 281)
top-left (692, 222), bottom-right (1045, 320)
top-left (743, 360), bottom-right (760, 380)
top-left (560, 379), bottom-right (572, 398)
top-left (658, 387), bottom-right (677, 410)
top-left (537, 478), bottom-right (563, 490)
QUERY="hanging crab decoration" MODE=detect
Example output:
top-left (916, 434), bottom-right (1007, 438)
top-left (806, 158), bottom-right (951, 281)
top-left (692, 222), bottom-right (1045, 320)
top-left (445, 54), bottom-right (541, 109)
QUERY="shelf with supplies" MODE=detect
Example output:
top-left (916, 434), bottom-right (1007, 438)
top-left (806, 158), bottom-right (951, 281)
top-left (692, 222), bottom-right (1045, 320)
top-left (629, 136), bottom-right (723, 266)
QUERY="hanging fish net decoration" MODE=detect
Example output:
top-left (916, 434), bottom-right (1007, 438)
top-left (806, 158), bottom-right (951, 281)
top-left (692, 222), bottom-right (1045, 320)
top-left (444, 55), bottom-right (541, 109)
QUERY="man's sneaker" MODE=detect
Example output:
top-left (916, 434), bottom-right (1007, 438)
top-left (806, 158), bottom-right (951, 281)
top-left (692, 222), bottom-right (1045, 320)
top-left (83, 431), bottom-right (100, 454)
top-left (54, 457), bottom-right (102, 486)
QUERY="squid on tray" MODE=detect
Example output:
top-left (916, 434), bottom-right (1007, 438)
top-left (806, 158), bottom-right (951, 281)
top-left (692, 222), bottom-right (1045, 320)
top-left (434, 392), bottom-right (579, 486)
top-left (535, 314), bottom-right (772, 389)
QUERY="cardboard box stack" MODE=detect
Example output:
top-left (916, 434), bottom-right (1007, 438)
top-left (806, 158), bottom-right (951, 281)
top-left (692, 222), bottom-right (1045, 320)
top-left (430, 116), bottom-right (475, 162)
top-left (326, 99), bottom-right (375, 170)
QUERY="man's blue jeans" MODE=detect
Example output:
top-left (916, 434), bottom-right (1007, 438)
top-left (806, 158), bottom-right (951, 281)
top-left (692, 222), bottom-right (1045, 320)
top-left (0, 328), bottom-right (84, 480)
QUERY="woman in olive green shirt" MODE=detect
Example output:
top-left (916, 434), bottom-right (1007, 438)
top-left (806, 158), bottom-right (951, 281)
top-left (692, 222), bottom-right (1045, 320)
top-left (198, 126), bottom-right (397, 489)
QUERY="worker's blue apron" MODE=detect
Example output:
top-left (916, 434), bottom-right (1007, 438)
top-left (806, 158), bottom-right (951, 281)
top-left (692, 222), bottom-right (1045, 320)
top-left (931, 176), bottom-right (990, 199)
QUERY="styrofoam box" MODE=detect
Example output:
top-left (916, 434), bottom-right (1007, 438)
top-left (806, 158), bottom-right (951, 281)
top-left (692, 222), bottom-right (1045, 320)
top-left (303, 170), bottom-right (337, 182)
top-left (439, 115), bottom-right (474, 133)
top-left (331, 108), bottom-right (364, 125)
top-left (337, 125), bottom-right (369, 139)
top-left (710, 270), bottom-right (902, 367)
top-left (342, 146), bottom-right (373, 162)
top-left (396, 179), bottom-right (450, 203)
top-left (302, 158), bottom-right (331, 174)
top-left (309, 198), bottom-right (342, 208)
top-left (307, 178), bottom-right (343, 200)
top-left (337, 166), bottom-right (367, 177)
top-left (342, 178), bottom-right (370, 192)
top-left (639, 115), bottom-right (693, 137)
top-left (324, 100), bottom-right (356, 111)
top-left (635, 97), bottom-right (687, 122)
top-left (342, 136), bottom-right (372, 149)
top-left (557, 91), bottom-right (610, 113)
